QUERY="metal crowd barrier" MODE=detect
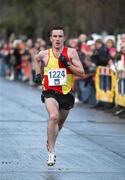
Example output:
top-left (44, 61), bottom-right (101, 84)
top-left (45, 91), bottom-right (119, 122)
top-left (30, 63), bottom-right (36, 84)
top-left (95, 66), bottom-right (116, 103)
top-left (115, 71), bottom-right (125, 107)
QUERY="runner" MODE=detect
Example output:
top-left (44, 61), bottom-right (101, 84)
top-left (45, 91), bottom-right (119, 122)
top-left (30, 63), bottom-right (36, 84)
top-left (35, 26), bottom-right (85, 166)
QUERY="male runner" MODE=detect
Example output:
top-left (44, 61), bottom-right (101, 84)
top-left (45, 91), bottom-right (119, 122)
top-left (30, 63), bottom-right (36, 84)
top-left (35, 26), bottom-right (85, 166)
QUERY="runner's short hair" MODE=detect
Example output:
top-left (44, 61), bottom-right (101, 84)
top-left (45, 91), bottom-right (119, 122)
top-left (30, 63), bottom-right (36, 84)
top-left (50, 26), bottom-right (65, 36)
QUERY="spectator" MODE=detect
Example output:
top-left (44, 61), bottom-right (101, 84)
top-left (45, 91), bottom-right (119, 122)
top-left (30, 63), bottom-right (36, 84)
top-left (108, 48), bottom-right (118, 72)
top-left (78, 34), bottom-right (88, 43)
top-left (91, 39), bottom-right (109, 109)
top-left (105, 39), bottom-right (115, 50)
top-left (80, 43), bottom-right (96, 105)
top-left (68, 38), bottom-right (78, 49)
top-left (92, 39), bottom-right (109, 66)
top-left (120, 34), bottom-right (125, 48)
top-left (13, 41), bottom-right (24, 80)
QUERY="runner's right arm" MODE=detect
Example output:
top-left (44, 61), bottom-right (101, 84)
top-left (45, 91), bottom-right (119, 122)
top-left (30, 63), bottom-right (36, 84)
top-left (35, 52), bottom-right (42, 75)
top-left (34, 51), bottom-right (45, 84)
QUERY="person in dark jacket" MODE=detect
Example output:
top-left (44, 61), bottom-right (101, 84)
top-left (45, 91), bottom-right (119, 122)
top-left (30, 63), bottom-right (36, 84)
top-left (92, 39), bottom-right (109, 66)
top-left (91, 39), bottom-right (110, 109)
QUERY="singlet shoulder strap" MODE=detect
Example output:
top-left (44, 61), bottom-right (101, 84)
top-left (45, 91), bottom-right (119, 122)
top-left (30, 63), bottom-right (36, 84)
top-left (62, 46), bottom-right (67, 55)
top-left (45, 49), bottom-right (51, 67)
top-left (62, 46), bottom-right (72, 63)
top-left (62, 46), bottom-right (69, 59)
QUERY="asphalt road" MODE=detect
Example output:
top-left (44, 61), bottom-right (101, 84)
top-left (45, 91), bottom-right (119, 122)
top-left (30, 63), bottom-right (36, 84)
top-left (0, 77), bottom-right (125, 180)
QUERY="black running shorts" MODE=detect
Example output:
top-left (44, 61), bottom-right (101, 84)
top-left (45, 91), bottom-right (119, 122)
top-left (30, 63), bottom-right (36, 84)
top-left (41, 90), bottom-right (75, 110)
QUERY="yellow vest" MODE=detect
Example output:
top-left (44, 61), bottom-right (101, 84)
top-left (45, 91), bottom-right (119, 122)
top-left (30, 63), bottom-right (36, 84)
top-left (42, 47), bottom-right (74, 94)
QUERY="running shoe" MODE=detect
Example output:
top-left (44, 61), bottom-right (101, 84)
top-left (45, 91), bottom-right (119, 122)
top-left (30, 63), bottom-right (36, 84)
top-left (47, 152), bottom-right (56, 166)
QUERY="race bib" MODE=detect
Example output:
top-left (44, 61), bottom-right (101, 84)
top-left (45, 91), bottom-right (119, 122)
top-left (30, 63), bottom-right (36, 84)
top-left (48, 68), bottom-right (67, 86)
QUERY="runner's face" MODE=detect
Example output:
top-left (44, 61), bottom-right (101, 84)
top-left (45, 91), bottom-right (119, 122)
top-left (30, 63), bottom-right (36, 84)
top-left (50, 30), bottom-right (65, 49)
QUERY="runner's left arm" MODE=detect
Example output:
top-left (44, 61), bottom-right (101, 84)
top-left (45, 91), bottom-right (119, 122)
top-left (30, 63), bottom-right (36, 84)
top-left (68, 49), bottom-right (85, 78)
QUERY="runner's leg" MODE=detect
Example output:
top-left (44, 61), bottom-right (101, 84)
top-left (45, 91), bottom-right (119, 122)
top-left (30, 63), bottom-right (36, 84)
top-left (46, 109), bottom-right (69, 151)
top-left (58, 109), bottom-right (69, 131)
top-left (45, 97), bottom-right (59, 153)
